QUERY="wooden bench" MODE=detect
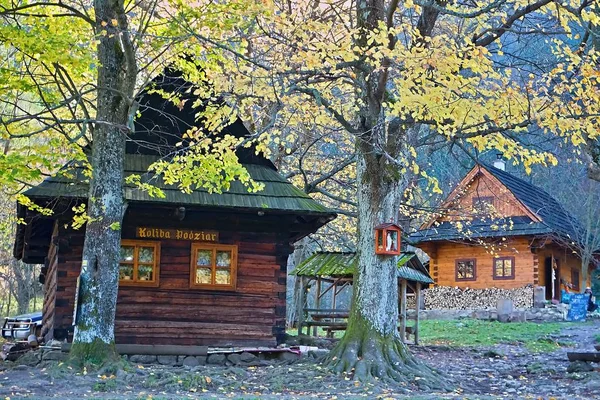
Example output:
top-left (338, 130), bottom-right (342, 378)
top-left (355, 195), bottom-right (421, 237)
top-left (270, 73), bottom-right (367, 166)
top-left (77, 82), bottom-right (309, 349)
top-left (309, 313), bottom-right (349, 336)
top-left (301, 310), bottom-right (415, 341)
top-left (304, 321), bottom-right (415, 340)
top-left (321, 324), bottom-right (416, 339)
top-left (311, 312), bottom-right (349, 321)
top-left (299, 310), bottom-right (350, 337)
top-left (323, 325), bottom-right (348, 338)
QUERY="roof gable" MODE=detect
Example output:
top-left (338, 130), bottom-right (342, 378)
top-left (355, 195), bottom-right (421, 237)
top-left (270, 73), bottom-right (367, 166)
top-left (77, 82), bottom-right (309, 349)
top-left (22, 68), bottom-right (334, 217)
top-left (422, 165), bottom-right (540, 229)
top-left (414, 163), bottom-right (581, 243)
top-left (127, 68), bottom-right (274, 168)
top-left (482, 163), bottom-right (579, 239)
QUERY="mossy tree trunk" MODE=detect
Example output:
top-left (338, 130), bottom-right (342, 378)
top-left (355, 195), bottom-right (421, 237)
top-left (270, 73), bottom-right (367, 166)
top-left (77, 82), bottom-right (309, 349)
top-left (70, 0), bottom-right (137, 366)
top-left (326, 132), bottom-right (443, 385)
top-left (326, 0), bottom-right (444, 387)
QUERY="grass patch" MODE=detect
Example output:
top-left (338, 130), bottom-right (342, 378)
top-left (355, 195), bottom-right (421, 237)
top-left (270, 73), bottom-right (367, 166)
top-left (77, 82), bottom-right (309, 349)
top-left (92, 377), bottom-right (118, 392)
top-left (418, 320), bottom-right (576, 351)
top-left (287, 319), bottom-right (581, 352)
top-left (168, 371), bottom-right (212, 392)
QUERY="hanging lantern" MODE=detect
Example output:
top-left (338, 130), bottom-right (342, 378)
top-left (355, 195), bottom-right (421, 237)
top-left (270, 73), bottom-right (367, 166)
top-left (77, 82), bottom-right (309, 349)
top-left (374, 223), bottom-right (402, 255)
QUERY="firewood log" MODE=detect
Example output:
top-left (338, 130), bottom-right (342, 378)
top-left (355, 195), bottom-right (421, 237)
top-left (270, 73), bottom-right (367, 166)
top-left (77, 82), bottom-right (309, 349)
top-left (422, 285), bottom-right (533, 310)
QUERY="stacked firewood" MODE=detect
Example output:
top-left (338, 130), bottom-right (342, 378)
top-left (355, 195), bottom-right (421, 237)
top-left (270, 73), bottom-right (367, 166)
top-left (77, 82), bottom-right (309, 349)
top-left (422, 285), bottom-right (534, 310)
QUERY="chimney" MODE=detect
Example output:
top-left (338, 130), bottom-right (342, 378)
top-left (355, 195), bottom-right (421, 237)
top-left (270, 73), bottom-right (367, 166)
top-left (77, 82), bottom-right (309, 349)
top-left (493, 153), bottom-right (505, 171)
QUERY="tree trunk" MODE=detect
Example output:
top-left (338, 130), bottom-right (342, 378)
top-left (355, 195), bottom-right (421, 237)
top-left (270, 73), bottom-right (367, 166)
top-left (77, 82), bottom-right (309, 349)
top-left (326, 148), bottom-right (443, 387)
top-left (287, 237), bottom-right (310, 328)
top-left (70, 0), bottom-right (136, 366)
top-left (3, 261), bottom-right (35, 315)
top-left (326, 1), bottom-right (445, 387)
top-left (13, 261), bottom-right (32, 314)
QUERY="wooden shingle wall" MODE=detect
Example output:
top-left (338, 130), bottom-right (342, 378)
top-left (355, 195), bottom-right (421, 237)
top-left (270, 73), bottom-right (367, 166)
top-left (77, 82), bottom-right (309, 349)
top-left (438, 172), bottom-right (530, 222)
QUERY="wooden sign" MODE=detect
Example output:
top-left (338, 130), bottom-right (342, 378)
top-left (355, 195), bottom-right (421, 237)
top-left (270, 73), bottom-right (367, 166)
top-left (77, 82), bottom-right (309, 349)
top-left (136, 227), bottom-right (218, 242)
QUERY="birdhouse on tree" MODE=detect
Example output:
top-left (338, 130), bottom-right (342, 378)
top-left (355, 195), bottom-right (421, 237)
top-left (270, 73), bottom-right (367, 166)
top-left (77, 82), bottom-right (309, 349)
top-left (374, 222), bottom-right (402, 255)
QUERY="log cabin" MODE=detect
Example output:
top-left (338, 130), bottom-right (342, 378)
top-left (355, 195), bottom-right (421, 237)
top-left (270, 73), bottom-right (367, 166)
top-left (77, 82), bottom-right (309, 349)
top-left (12, 71), bottom-right (336, 347)
top-left (411, 160), bottom-right (593, 301)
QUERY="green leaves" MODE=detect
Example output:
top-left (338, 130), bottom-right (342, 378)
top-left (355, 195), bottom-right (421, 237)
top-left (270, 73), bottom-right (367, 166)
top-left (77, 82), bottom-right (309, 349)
top-left (149, 133), bottom-right (263, 195)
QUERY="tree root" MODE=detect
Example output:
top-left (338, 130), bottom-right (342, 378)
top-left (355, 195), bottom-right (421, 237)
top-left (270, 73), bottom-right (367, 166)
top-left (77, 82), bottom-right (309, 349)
top-left (325, 333), bottom-right (450, 391)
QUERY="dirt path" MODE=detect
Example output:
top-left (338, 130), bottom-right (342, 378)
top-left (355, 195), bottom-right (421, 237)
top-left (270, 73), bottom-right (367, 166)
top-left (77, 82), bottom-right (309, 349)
top-left (1, 321), bottom-right (599, 399)
top-left (413, 319), bottom-right (600, 398)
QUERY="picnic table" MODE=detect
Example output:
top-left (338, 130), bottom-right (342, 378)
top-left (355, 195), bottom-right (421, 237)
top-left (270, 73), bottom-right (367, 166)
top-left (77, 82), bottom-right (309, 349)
top-left (298, 309), bottom-right (350, 337)
top-left (311, 312), bottom-right (350, 320)
top-left (300, 309), bottom-right (417, 340)
top-left (310, 311), bottom-right (350, 337)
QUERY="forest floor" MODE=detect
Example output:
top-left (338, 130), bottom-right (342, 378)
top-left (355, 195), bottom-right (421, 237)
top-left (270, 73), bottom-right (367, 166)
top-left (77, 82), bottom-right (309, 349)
top-left (1, 320), bottom-right (599, 399)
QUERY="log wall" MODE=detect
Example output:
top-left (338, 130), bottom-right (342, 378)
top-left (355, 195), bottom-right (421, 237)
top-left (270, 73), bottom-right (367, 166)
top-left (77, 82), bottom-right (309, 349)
top-left (421, 237), bottom-right (535, 289)
top-left (41, 224), bottom-right (59, 342)
top-left (44, 212), bottom-right (293, 347)
top-left (41, 222), bottom-right (84, 342)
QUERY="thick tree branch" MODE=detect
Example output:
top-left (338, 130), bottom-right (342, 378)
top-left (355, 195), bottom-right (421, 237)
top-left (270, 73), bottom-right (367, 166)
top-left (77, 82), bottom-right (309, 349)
top-left (415, 0), bottom-right (508, 19)
top-left (314, 187), bottom-right (358, 208)
top-left (289, 85), bottom-right (359, 134)
top-left (306, 154), bottom-right (356, 192)
top-left (473, 0), bottom-right (554, 47)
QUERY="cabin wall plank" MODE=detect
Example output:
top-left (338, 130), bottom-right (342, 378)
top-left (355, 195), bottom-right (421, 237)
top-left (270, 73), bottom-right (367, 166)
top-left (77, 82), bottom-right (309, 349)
top-left (48, 216), bottom-right (293, 347)
top-left (424, 237), bottom-right (535, 289)
top-left (41, 223), bottom-right (60, 342)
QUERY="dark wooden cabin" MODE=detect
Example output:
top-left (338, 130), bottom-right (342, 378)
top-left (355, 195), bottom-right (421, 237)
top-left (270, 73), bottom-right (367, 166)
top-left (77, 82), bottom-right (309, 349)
top-left (13, 72), bottom-right (335, 347)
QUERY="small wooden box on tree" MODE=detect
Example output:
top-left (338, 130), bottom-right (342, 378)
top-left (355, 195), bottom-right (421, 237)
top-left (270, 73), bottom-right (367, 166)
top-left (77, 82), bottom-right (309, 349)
top-left (374, 222), bottom-right (402, 255)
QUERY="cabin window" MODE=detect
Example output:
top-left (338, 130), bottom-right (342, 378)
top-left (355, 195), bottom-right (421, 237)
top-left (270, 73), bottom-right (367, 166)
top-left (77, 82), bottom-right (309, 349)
top-left (455, 259), bottom-right (476, 281)
top-left (119, 240), bottom-right (160, 287)
top-left (571, 269), bottom-right (580, 291)
top-left (472, 196), bottom-right (494, 214)
top-left (493, 257), bottom-right (515, 280)
top-left (190, 243), bottom-right (237, 290)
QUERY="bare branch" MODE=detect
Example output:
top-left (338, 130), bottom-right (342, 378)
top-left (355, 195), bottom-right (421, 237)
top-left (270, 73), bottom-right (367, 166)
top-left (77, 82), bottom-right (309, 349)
top-left (473, 0), bottom-right (554, 47)
top-left (0, 2), bottom-right (94, 25)
top-left (314, 187), bottom-right (358, 208)
top-left (288, 85), bottom-right (359, 134)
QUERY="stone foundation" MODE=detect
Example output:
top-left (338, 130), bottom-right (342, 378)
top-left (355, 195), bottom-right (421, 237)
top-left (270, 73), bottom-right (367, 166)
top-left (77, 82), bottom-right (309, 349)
top-left (123, 351), bottom-right (268, 366)
top-left (9, 347), bottom-right (315, 368)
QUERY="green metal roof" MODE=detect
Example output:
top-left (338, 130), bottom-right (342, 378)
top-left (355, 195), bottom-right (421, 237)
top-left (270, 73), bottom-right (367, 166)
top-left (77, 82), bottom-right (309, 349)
top-left (24, 154), bottom-right (334, 215)
top-left (292, 252), bottom-right (434, 284)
